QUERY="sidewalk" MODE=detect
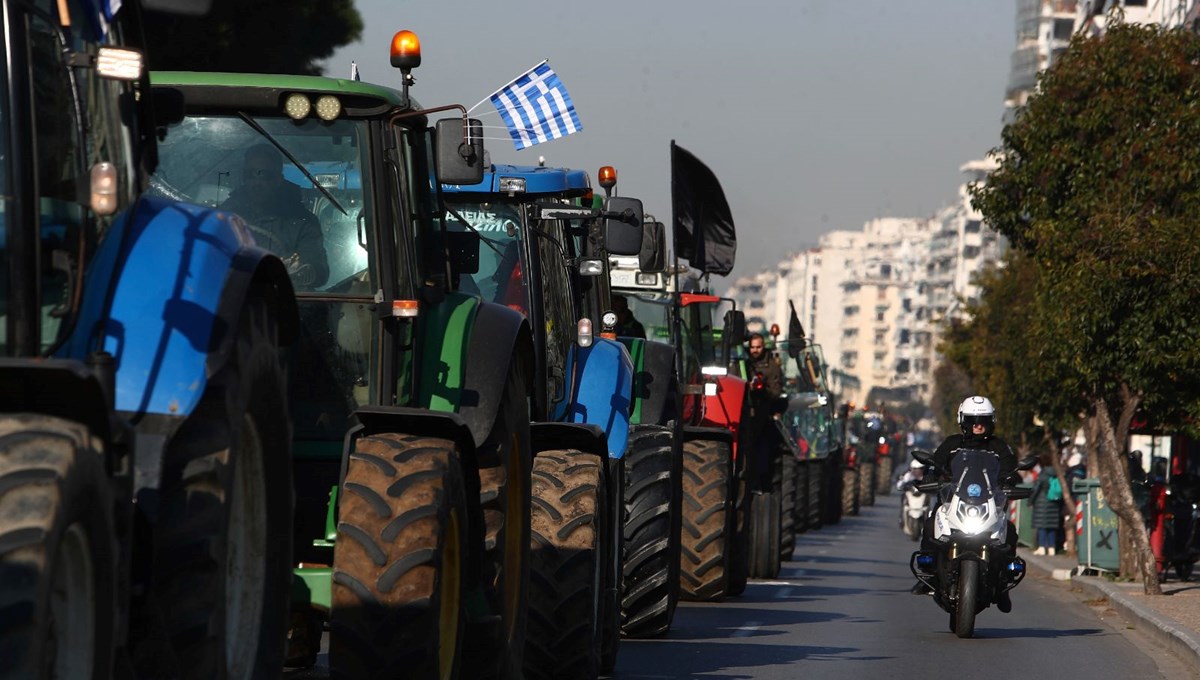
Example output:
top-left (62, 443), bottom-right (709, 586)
top-left (1022, 548), bottom-right (1200, 666)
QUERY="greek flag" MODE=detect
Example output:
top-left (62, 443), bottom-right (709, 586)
top-left (489, 61), bottom-right (582, 150)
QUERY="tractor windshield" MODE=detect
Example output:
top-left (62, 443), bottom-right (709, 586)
top-left (153, 115), bottom-right (374, 295)
top-left (625, 293), bottom-right (671, 342)
top-left (444, 200), bottom-right (526, 313)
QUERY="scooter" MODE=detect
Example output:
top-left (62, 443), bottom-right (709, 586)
top-left (899, 480), bottom-right (930, 541)
top-left (909, 449), bottom-right (1035, 638)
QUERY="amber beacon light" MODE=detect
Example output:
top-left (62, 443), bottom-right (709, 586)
top-left (598, 165), bottom-right (617, 190)
top-left (390, 30), bottom-right (421, 70)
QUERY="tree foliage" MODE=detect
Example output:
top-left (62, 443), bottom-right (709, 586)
top-left (970, 19), bottom-right (1200, 593)
top-left (141, 0), bottom-right (363, 75)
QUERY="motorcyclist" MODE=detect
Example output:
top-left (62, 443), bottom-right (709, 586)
top-left (896, 458), bottom-right (925, 491)
top-left (911, 396), bottom-right (1019, 612)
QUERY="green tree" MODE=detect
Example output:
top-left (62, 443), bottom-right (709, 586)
top-left (971, 19), bottom-right (1200, 594)
top-left (141, 0), bottom-right (363, 75)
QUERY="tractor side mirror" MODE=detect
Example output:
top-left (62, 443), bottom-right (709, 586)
top-left (603, 196), bottom-right (644, 256)
top-left (435, 118), bottom-right (484, 185)
top-left (639, 220), bottom-right (666, 273)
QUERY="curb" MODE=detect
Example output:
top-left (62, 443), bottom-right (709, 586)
top-left (1023, 554), bottom-right (1200, 666)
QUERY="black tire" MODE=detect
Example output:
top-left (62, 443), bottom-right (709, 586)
top-left (955, 560), bottom-right (979, 638)
top-left (906, 515), bottom-right (922, 541)
top-left (779, 454), bottom-right (797, 562)
top-left (748, 489), bottom-right (782, 579)
top-left (825, 455), bottom-right (844, 525)
top-left (599, 456), bottom-right (621, 676)
top-left (807, 460), bottom-right (824, 531)
top-left (678, 439), bottom-right (733, 602)
top-left (619, 426), bottom-right (680, 638)
top-left (330, 435), bottom-right (469, 679)
top-left (0, 416), bottom-right (116, 680)
top-left (525, 451), bottom-right (605, 680)
top-left (1178, 561), bottom-right (1194, 582)
top-left (793, 458), bottom-right (809, 534)
top-left (725, 471), bottom-right (750, 598)
top-left (150, 290), bottom-right (292, 680)
top-left (859, 458), bottom-right (876, 507)
top-left (876, 456), bottom-right (894, 497)
top-left (473, 363), bottom-right (532, 679)
top-left (842, 467), bottom-right (860, 517)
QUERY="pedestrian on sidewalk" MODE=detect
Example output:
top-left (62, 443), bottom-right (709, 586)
top-left (1031, 455), bottom-right (1065, 555)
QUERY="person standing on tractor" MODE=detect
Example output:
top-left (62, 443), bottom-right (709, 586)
top-left (912, 395), bottom-right (1020, 612)
top-left (742, 332), bottom-right (784, 492)
top-left (221, 144), bottom-right (330, 290)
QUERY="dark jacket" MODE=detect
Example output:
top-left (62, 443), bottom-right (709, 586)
top-left (222, 181), bottom-right (328, 289)
top-left (747, 352), bottom-right (783, 401)
top-left (1030, 472), bottom-right (1064, 530)
top-left (931, 433), bottom-right (1018, 481)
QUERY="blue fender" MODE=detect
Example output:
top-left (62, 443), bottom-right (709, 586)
top-left (57, 196), bottom-right (295, 420)
top-left (556, 338), bottom-right (633, 459)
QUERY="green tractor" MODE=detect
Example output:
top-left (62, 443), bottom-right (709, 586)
top-left (151, 32), bottom-right (535, 679)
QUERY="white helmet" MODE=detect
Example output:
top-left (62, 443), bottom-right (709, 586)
top-left (957, 395), bottom-right (996, 438)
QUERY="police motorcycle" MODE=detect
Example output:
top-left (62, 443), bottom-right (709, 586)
top-left (909, 449), bottom-right (1036, 638)
top-left (897, 459), bottom-right (931, 541)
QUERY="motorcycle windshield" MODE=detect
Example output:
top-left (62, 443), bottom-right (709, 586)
top-left (948, 448), bottom-right (1001, 506)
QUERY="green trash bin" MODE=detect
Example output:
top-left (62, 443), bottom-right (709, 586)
top-left (1013, 488), bottom-right (1034, 547)
top-left (1073, 478), bottom-right (1120, 573)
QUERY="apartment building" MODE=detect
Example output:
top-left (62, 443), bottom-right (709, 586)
top-left (1007, 1), bottom-right (1079, 121)
top-left (1075, 0), bottom-right (1197, 34)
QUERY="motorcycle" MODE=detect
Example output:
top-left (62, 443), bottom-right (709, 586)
top-left (909, 448), bottom-right (1035, 638)
top-left (1158, 474), bottom-right (1200, 582)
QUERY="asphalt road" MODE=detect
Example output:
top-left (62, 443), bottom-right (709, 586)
top-left (612, 492), bottom-right (1195, 680)
top-left (289, 491), bottom-right (1196, 679)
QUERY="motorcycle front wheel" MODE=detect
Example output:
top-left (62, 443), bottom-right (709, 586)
top-left (954, 560), bottom-right (979, 638)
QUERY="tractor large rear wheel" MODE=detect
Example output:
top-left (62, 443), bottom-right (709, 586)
top-left (619, 426), bottom-right (679, 638)
top-left (151, 291), bottom-right (292, 680)
top-left (525, 451), bottom-right (605, 680)
top-left (876, 456), bottom-right (894, 497)
top-left (858, 458), bottom-right (876, 507)
top-left (792, 456), bottom-right (808, 534)
top-left (726, 469), bottom-right (750, 597)
top-left (824, 454), bottom-right (844, 525)
top-left (678, 439), bottom-right (733, 602)
top-left (807, 459), bottom-right (825, 531)
top-left (779, 454), bottom-right (797, 562)
top-left (330, 435), bottom-right (469, 679)
top-left (842, 466), bottom-right (860, 517)
top-left (748, 489), bottom-right (782, 579)
top-left (0, 416), bottom-right (116, 680)
top-left (473, 363), bottom-right (531, 679)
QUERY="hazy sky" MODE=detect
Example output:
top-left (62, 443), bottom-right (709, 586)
top-left (324, 1), bottom-right (1015, 281)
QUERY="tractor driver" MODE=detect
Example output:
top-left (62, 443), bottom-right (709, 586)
top-left (222, 144), bottom-right (329, 290)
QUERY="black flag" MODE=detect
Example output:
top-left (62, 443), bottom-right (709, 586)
top-left (787, 300), bottom-right (807, 359)
top-left (671, 141), bottom-right (736, 276)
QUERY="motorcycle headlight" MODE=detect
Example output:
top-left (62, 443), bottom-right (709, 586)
top-left (956, 502), bottom-right (990, 535)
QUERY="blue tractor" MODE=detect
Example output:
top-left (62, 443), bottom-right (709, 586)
top-left (0, 1), bottom-right (299, 678)
top-left (443, 164), bottom-right (654, 677)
